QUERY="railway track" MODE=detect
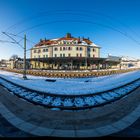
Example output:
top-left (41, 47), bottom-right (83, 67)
top-left (0, 76), bottom-right (140, 110)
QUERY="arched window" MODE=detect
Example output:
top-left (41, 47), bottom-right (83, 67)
top-left (60, 47), bottom-right (62, 51)
top-left (54, 48), bottom-right (58, 51)
top-left (68, 47), bottom-right (71, 50)
top-left (76, 47), bottom-right (79, 51)
top-left (63, 47), bottom-right (66, 51)
top-left (80, 47), bottom-right (82, 51)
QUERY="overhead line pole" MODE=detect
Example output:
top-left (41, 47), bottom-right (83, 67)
top-left (23, 34), bottom-right (27, 80)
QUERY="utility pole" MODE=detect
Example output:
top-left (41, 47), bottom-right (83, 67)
top-left (23, 34), bottom-right (27, 79)
top-left (85, 47), bottom-right (88, 70)
top-left (2, 32), bottom-right (29, 80)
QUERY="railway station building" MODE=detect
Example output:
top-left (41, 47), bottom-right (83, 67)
top-left (30, 33), bottom-right (120, 70)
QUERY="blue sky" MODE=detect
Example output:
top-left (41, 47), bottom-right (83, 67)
top-left (0, 0), bottom-right (140, 59)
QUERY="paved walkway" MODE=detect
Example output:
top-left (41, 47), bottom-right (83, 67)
top-left (0, 85), bottom-right (140, 137)
top-left (111, 115), bottom-right (140, 137)
top-left (0, 114), bottom-right (34, 137)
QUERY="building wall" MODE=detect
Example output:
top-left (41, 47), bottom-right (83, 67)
top-left (31, 45), bottom-right (100, 58)
top-left (30, 35), bottom-right (101, 69)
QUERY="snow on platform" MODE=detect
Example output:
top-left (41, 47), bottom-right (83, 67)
top-left (0, 70), bottom-right (140, 95)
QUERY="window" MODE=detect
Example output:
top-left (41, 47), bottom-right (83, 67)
top-left (43, 49), bottom-right (45, 52)
top-left (54, 48), bottom-right (58, 51)
top-left (68, 54), bottom-right (71, 57)
top-left (77, 53), bottom-right (79, 57)
top-left (43, 55), bottom-right (45, 58)
top-left (46, 49), bottom-right (48, 52)
top-left (80, 47), bottom-right (82, 51)
top-left (46, 55), bottom-right (48, 57)
top-left (93, 48), bottom-right (96, 52)
top-left (55, 54), bottom-right (57, 57)
top-left (63, 54), bottom-right (65, 57)
top-left (60, 47), bottom-right (62, 51)
top-left (68, 47), bottom-right (71, 50)
top-left (60, 54), bottom-right (62, 57)
top-left (34, 50), bottom-right (36, 53)
top-left (76, 47), bottom-right (79, 51)
top-left (63, 47), bottom-right (66, 51)
top-left (87, 48), bottom-right (90, 51)
top-left (80, 53), bottom-right (82, 57)
top-left (93, 55), bottom-right (95, 57)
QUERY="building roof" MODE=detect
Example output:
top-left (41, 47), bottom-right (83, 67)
top-left (34, 33), bottom-right (98, 47)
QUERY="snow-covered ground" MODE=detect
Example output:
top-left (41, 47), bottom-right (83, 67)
top-left (0, 70), bottom-right (140, 95)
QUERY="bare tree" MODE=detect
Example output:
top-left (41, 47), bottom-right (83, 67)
top-left (9, 54), bottom-right (19, 60)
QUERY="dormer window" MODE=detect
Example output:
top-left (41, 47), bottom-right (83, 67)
top-left (87, 48), bottom-right (90, 51)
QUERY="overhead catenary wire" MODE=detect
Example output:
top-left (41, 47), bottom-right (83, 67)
top-left (2, 32), bottom-right (24, 49)
top-left (16, 19), bottom-right (140, 46)
top-left (1, 9), bottom-right (140, 57)
top-left (5, 9), bottom-right (140, 41)
top-left (1, 31), bottom-right (36, 45)
top-left (0, 40), bottom-right (17, 44)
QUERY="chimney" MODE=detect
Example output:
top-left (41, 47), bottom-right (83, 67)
top-left (66, 33), bottom-right (71, 38)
